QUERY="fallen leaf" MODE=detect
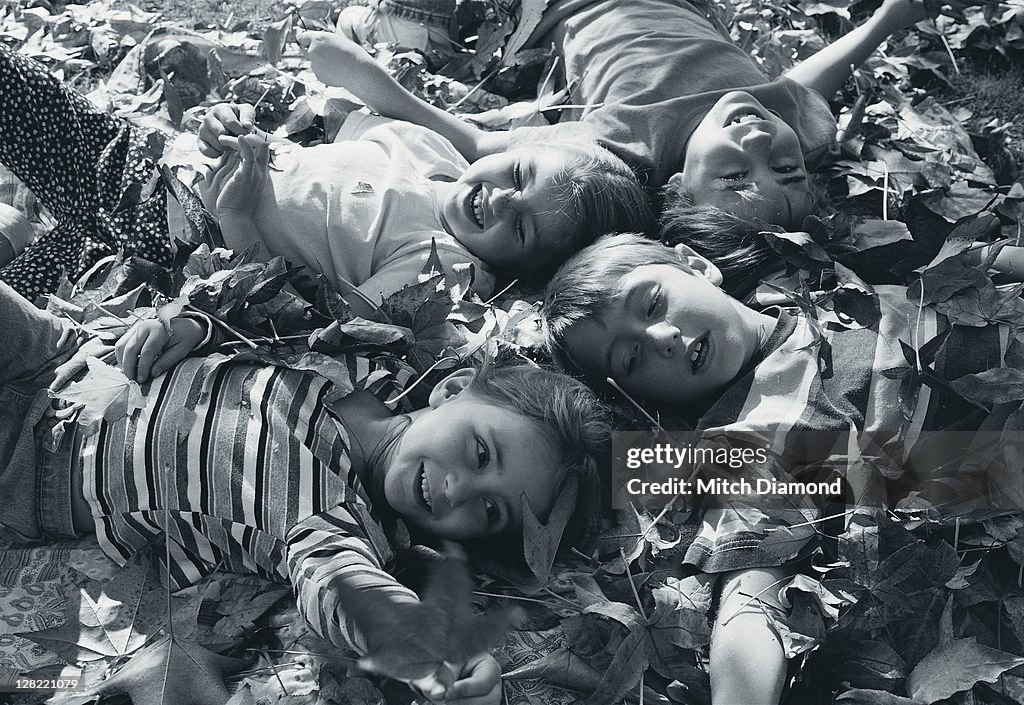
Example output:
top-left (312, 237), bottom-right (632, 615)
top-left (93, 635), bottom-right (246, 705)
top-left (51, 357), bottom-right (146, 435)
top-left (906, 636), bottom-right (1024, 702)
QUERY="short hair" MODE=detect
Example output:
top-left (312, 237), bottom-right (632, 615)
top-left (541, 233), bottom-right (688, 369)
top-left (464, 359), bottom-right (612, 548)
top-left (659, 177), bottom-right (831, 298)
top-left (510, 141), bottom-right (655, 281)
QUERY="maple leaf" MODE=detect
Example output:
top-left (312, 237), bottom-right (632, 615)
top-left (92, 635), bottom-right (246, 705)
top-left (51, 357), bottom-right (146, 436)
top-left (906, 596), bottom-right (1024, 702)
top-left (647, 580), bottom-right (713, 659)
top-left (329, 548), bottom-right (518, 683)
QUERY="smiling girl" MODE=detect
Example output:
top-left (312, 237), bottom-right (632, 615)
top-left (0, 41), bottom-right (651, 305)
top-left (0, 278), bottom-right (612, 704)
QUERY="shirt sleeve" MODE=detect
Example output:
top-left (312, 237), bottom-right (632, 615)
top-left (285, 500), bottom-right (419, 652)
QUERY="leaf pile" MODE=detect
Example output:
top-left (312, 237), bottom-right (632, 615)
top-left (2, 0), bottom-right (1024, 704)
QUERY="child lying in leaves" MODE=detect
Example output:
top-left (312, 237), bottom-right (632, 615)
top-left (0, 41), bottom-right (650, 310)
top-left (0, 279), bottom-right (612, 704)
top-left (325, 0), bottom-right (945, 230)
top-left (541, 233), bottom-right (1024, 704)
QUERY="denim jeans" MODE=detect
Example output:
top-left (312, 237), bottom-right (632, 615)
top-left (0, 280), bottom-right (79, 541)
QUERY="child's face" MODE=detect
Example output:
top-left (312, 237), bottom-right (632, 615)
top-left (382, 376), bottom-right (562, 541)
top-left (440, 148), bottom-right (577, 271)
top-left (561, 262), bottom-right (763, 406)
top-left (676, 91), bottom-right (812, 227)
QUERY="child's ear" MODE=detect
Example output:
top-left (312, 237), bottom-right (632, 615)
top-left (673, 243), bottom-right (724, 286)
top-left (427, 367), bottom-right (477, 407)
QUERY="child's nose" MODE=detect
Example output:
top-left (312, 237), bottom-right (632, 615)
top-left (647, 322), bottom-right (680, 357)
top-left (739, 128), bottom-right (773, 158)
top-left (490, 187), bottom-right (519, 219)
top-left (443, 472), bottom-right (472, 507)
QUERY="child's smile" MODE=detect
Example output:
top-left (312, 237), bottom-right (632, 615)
top-left (438, 149), bottom-right (576, 270)
top-left (381, 380), bottom-right (562, 540)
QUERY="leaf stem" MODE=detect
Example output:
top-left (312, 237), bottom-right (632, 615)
top-left (385, 353), bottom-right (461, 405)
top-left (187, 305), bottom-right (259, 349)
top-left (471, 590), bottom-right (575, 610)
top-left (605, 377), bottom-right (668, 436)
top-left (482, 278), bottom-right (520, 306)
top-left (619, 548), bottom-right (649, 622)
top-left (446, 62), bottom-right (503, 113)
top-left (719, 576), bottom-right (790, 627)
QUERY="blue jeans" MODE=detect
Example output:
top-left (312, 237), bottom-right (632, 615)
top-left (0, 280), bottom-right (79, 542)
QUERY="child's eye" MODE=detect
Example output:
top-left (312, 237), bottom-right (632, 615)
top-left (483, 498), bottom-right (500, 526)
top-left (515, 218), bottom-right (526, 245)
top-left (646, 287), bottom-right (661, 317)
top-left (625, 343), bottom-right (640, 376)
top-left (774, 165), bottom-right (798, 174)
top-left (512, 161), bottom-right (523, 190)
top-left (721, 171), bottom-right (747, 182)
top-left (476, 437), bottom-right (490, 469)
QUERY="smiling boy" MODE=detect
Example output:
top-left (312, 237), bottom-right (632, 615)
top-left (541, 233), bottom-right (1022, 704)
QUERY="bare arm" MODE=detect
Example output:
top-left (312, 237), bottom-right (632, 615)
top-left (296, 30), bottom-right (509, 162)
top-left (784, 0), bottom-right (927, 99)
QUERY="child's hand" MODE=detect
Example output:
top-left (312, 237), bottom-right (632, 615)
top-left (296, 29), bottom-right (372, 89)
top-left (215, 132), bottom-right (271, 214)
top-left (116, 316), bottom-right (207, 383)
top-left (411, 654), bottom-right (503, 705)
top-left (198, 103), bottom-right (256, 158)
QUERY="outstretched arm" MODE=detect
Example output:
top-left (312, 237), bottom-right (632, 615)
top-left (296, 30), bottom-right (509, 162)
top-left (784, 0), bottom-right (928, 99)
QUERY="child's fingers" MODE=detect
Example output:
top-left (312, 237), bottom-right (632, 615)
top-left (294, 29), bottom-right (324, 49)
top-left (115, 328), bottom-right (139, 380)
top-left (444, 656), bottom-right (502, 702)
top-left (209, 103), bottom-right (255, 135)
top-left (197, 134), bottom-right (225, 159)
top-left (149, 338), bottom-right (191, 379)
top-left (133, 329), bottom-right (168, 383)
top-left (235, 133), bottom-right (271, 167)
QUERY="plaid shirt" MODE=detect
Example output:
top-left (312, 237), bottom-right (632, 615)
top-left (685, 285), bottom-right (1012, 573)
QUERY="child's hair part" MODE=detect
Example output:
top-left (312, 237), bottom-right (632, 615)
top-left (659, 176), bottom-right (831, 297)
top-left (541, 233), bottom-right (687, 364)
top-left (463, 359), bottom-right (612, 546)
top-left (515, 141), bottom-right (654, 279)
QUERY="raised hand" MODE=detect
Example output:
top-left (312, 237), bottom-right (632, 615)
top-left (197, 103), bottom-right (257, 158)
top-left (295, 29), bottom-right (369, 88)
top-left (214, 132), bottom-right (272, 214)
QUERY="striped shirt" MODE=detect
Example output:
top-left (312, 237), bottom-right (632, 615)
top-left (685, 285), bottom-right (1012, 573)
top-left (74, 353), bottom-right (418, 652)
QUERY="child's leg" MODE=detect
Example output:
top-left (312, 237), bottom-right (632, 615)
top-left (0, 45), bottom-right (171, 299)
top-left (0, 279), bottom-right (81, 541)
top-left (710, 567), bottom-right (790, 705)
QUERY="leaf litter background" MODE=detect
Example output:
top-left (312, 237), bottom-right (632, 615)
top-left (2, 0), bottom-right (1024, 703)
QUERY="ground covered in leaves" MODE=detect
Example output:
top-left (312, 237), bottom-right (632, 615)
top-left (3, 0), bottom-right (1024, 704)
